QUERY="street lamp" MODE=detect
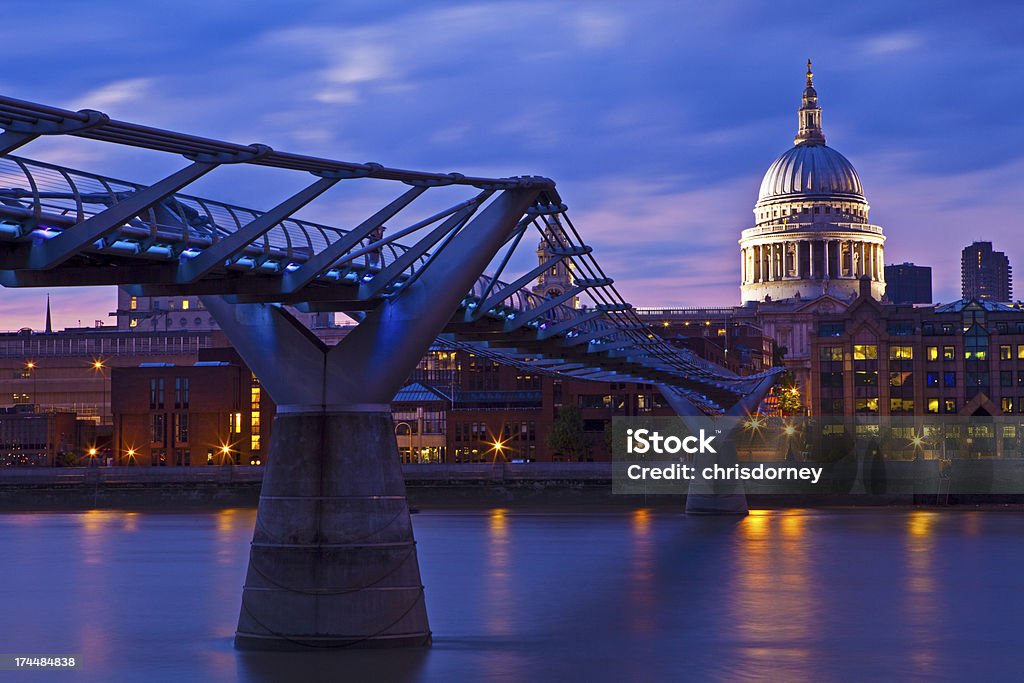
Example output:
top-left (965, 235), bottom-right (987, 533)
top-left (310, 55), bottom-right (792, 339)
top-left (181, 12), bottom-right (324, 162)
top-left (488, 436), bottom-right (508, 463)
top-left (25, 361), bottom-right (37, 409)
top-left (91, 358), bottom-right (107, 426)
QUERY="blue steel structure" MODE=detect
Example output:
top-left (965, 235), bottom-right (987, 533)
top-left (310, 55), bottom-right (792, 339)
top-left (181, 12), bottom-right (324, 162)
top-left (0, 95), bottom-right (780, 649)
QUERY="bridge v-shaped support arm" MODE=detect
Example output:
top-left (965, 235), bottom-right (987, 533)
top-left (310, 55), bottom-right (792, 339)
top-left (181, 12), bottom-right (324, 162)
top-left (204, 187), bottom-right (541, 410)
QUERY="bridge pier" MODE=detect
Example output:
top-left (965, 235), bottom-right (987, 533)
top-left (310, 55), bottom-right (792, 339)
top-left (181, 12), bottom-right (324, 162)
top-left (235, 409), bottom-right (430, 650)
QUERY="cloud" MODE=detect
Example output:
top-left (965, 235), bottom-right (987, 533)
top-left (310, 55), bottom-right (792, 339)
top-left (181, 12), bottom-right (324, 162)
top-left (572, 9), bottom-right (627, 49)
top-left (65, 78), bottom-right (156, 113)
top-left (860, 31), bottom-right (925, 57)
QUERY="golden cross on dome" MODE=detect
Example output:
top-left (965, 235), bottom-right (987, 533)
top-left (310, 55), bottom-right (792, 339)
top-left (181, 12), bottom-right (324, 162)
top-left (806, 58), bottom-right (813, 86)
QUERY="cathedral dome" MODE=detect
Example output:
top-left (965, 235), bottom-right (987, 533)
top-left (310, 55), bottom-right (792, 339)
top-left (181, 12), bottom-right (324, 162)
top-left (757, 143), bottom-right (863, 202)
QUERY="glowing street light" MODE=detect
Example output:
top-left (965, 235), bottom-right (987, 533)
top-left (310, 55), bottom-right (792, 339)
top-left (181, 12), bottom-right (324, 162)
top-left (488, 436), bottom-right (508, 462)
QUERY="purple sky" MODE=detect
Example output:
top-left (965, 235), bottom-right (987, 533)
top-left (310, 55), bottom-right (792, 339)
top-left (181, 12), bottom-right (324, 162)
top-left (2, 0), bottom-right (1022, 330)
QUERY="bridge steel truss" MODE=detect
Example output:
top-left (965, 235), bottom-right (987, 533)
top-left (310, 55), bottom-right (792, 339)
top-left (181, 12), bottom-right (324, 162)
top-left (0, 95), bottom-right (781, 649)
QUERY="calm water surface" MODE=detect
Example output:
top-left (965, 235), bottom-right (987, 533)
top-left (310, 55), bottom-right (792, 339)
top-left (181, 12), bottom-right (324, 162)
top-left (1, 507), bottom-right (1023, 682)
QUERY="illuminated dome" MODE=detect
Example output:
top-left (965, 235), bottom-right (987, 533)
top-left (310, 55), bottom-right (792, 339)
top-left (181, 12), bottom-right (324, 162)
top-left (738, 61), bottom-right (886, 304)
top-left (757, 144), bottom-right (863, 202)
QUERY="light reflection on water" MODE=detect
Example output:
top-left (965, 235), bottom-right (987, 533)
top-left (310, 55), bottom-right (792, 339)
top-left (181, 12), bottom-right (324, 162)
top-left (2, 507), bottom-right (1024, 682)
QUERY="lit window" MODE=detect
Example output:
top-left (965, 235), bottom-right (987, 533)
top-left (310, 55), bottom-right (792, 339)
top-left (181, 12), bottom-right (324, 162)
top-left (889, 346), bottom-right (913, 360)
top-left (853, 345), bottom-right (877, 360)
top-left (182, 300), bottom-right (190, 311)
top-left (130, 296), bottom-right (137, 311)
top-left (927, 346), bottom-right (938, 361)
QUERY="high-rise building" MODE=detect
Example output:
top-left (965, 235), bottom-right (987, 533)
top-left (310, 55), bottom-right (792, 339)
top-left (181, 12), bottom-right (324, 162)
top-left (884, 262), bottom-right (932, 304)
top-left (962, 242), bottom-right (1012, 302)
top-left (739, 60), bottom-right (886, 303)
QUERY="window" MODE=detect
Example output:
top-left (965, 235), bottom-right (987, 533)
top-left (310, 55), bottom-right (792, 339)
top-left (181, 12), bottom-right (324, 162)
top-left (853, 345), bottom-right (877, 360)
top-left (944, 399), bottom-right (957, 414)
top-left (855, 398), bottom-right (878, 413)
top-left (966, 372), bottom-right (989, 387)
top-left (855, 371), bottom-right (878, 386)
top-left (129, 319), bottom-right (138, 328)
top-left (890, 399), bottom-right (914, 414)
top-left (175, 413), bottom-right (189, 443)
top-left (943, 346), bottom-right (956, 361)
top-left (1000, 345), bottom-right (1012, 360)
top-left (819, 346), bottom-right (843, 361)
top-left (927, 373), bottom-right (939, 387)
top-left (821, 372), bottom-right (843, 387)
top-left (889, 371), bottom-right (912, 387)
top-left (173, 377), bottom-right (189, 409)
top-left (182, 299), bottom-right (190, 311)
top-left (941, 324), bottom-right (954, 335)
top-left (1002, 398), bottom-right (1014, 414)
top-left (888, 323), bottom-right (913, 336)
top-left (927, 346), bottom-right (938, 361)
top-left (151, 413), bottom-right (166, 444)
top-left (922, 323), bottom-right (935, 336)
top-left (964, 324), bottom-right (988, 360)
top-left (926, 398), bottom-right (940, 414)
top-left (149, 378), bottom-right (165, 409)
top-left (130, 296), bottom-right (137, 310)
top-left (1001, 371), bottom-right (1013, 387)
top-left (1018, 344), bottom-right (1024, 359)
top-left (944, 372), bottom-right (956, 388)
top-left (889, 346), bottom-right (913, 360)
top-left (819, 323), bottom-right (844, 337)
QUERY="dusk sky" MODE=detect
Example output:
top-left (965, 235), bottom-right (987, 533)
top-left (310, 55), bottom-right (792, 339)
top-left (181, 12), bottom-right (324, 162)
top-left (1, 0), bottom-right (1022, 330)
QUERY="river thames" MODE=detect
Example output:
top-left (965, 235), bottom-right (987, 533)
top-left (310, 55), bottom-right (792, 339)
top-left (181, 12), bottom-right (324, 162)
top-left (2, 507), bottom-right (1023, 682)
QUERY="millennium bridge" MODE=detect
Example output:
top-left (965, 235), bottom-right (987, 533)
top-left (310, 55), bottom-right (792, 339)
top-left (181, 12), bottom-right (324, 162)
top-left (0, 95), bottom-right (780, 649)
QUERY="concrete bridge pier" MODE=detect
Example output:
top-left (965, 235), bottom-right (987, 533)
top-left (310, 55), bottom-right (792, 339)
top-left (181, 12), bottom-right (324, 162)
top-left (200, 188), bottom-right (540, 650)
top-left (234, 408), bottom-right (429, 649)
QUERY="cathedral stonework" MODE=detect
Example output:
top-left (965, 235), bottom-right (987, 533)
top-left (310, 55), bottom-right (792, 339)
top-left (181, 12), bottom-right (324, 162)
top-left (739, 61), bottom-right (885, 303)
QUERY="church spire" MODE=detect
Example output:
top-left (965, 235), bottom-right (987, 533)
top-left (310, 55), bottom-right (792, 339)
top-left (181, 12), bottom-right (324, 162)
top-left (795, 58), bottom-right (826, 146)
top-left (44, 294), bottom-right (52, 334)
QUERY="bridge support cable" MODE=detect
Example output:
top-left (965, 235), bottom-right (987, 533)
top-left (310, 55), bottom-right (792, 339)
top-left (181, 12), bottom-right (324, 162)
top-left (201, 188), bottom-right (540, 650)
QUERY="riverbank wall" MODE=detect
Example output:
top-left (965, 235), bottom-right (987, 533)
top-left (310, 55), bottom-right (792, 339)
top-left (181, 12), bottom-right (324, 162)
top-left (2, 460), bottom-right (1024, 509)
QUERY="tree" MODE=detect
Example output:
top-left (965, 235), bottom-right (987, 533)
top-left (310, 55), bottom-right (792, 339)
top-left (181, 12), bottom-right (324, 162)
top-left (546, 405), bottom-right (588, 461)
top-left (778, 372), bottom-right (803, 416)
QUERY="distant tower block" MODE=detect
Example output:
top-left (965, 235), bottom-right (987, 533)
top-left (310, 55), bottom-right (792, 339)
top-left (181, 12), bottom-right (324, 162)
top-left (961, 241), bottom-right (1012, 302)
top-left (739, 61), bottom-right (886, 303)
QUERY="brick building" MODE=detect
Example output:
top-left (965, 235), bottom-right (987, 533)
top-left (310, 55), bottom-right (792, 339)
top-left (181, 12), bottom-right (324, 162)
top-left (810, 285), bottom-right (1024, 418)
top-left (111, 349), bottom-right (272, 466)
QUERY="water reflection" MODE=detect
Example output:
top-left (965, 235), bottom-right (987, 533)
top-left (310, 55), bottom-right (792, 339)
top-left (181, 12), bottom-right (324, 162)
top-left (627, 508), bottom-right (656, 635)
top-left (905, 510), bottom-right (940, 677)
top-left (485, 508), bottom-right (512, 636)
top-left (731, 509), bottom-right (813, 676)
top-left (3, 508), bottom-right (1024, 681)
